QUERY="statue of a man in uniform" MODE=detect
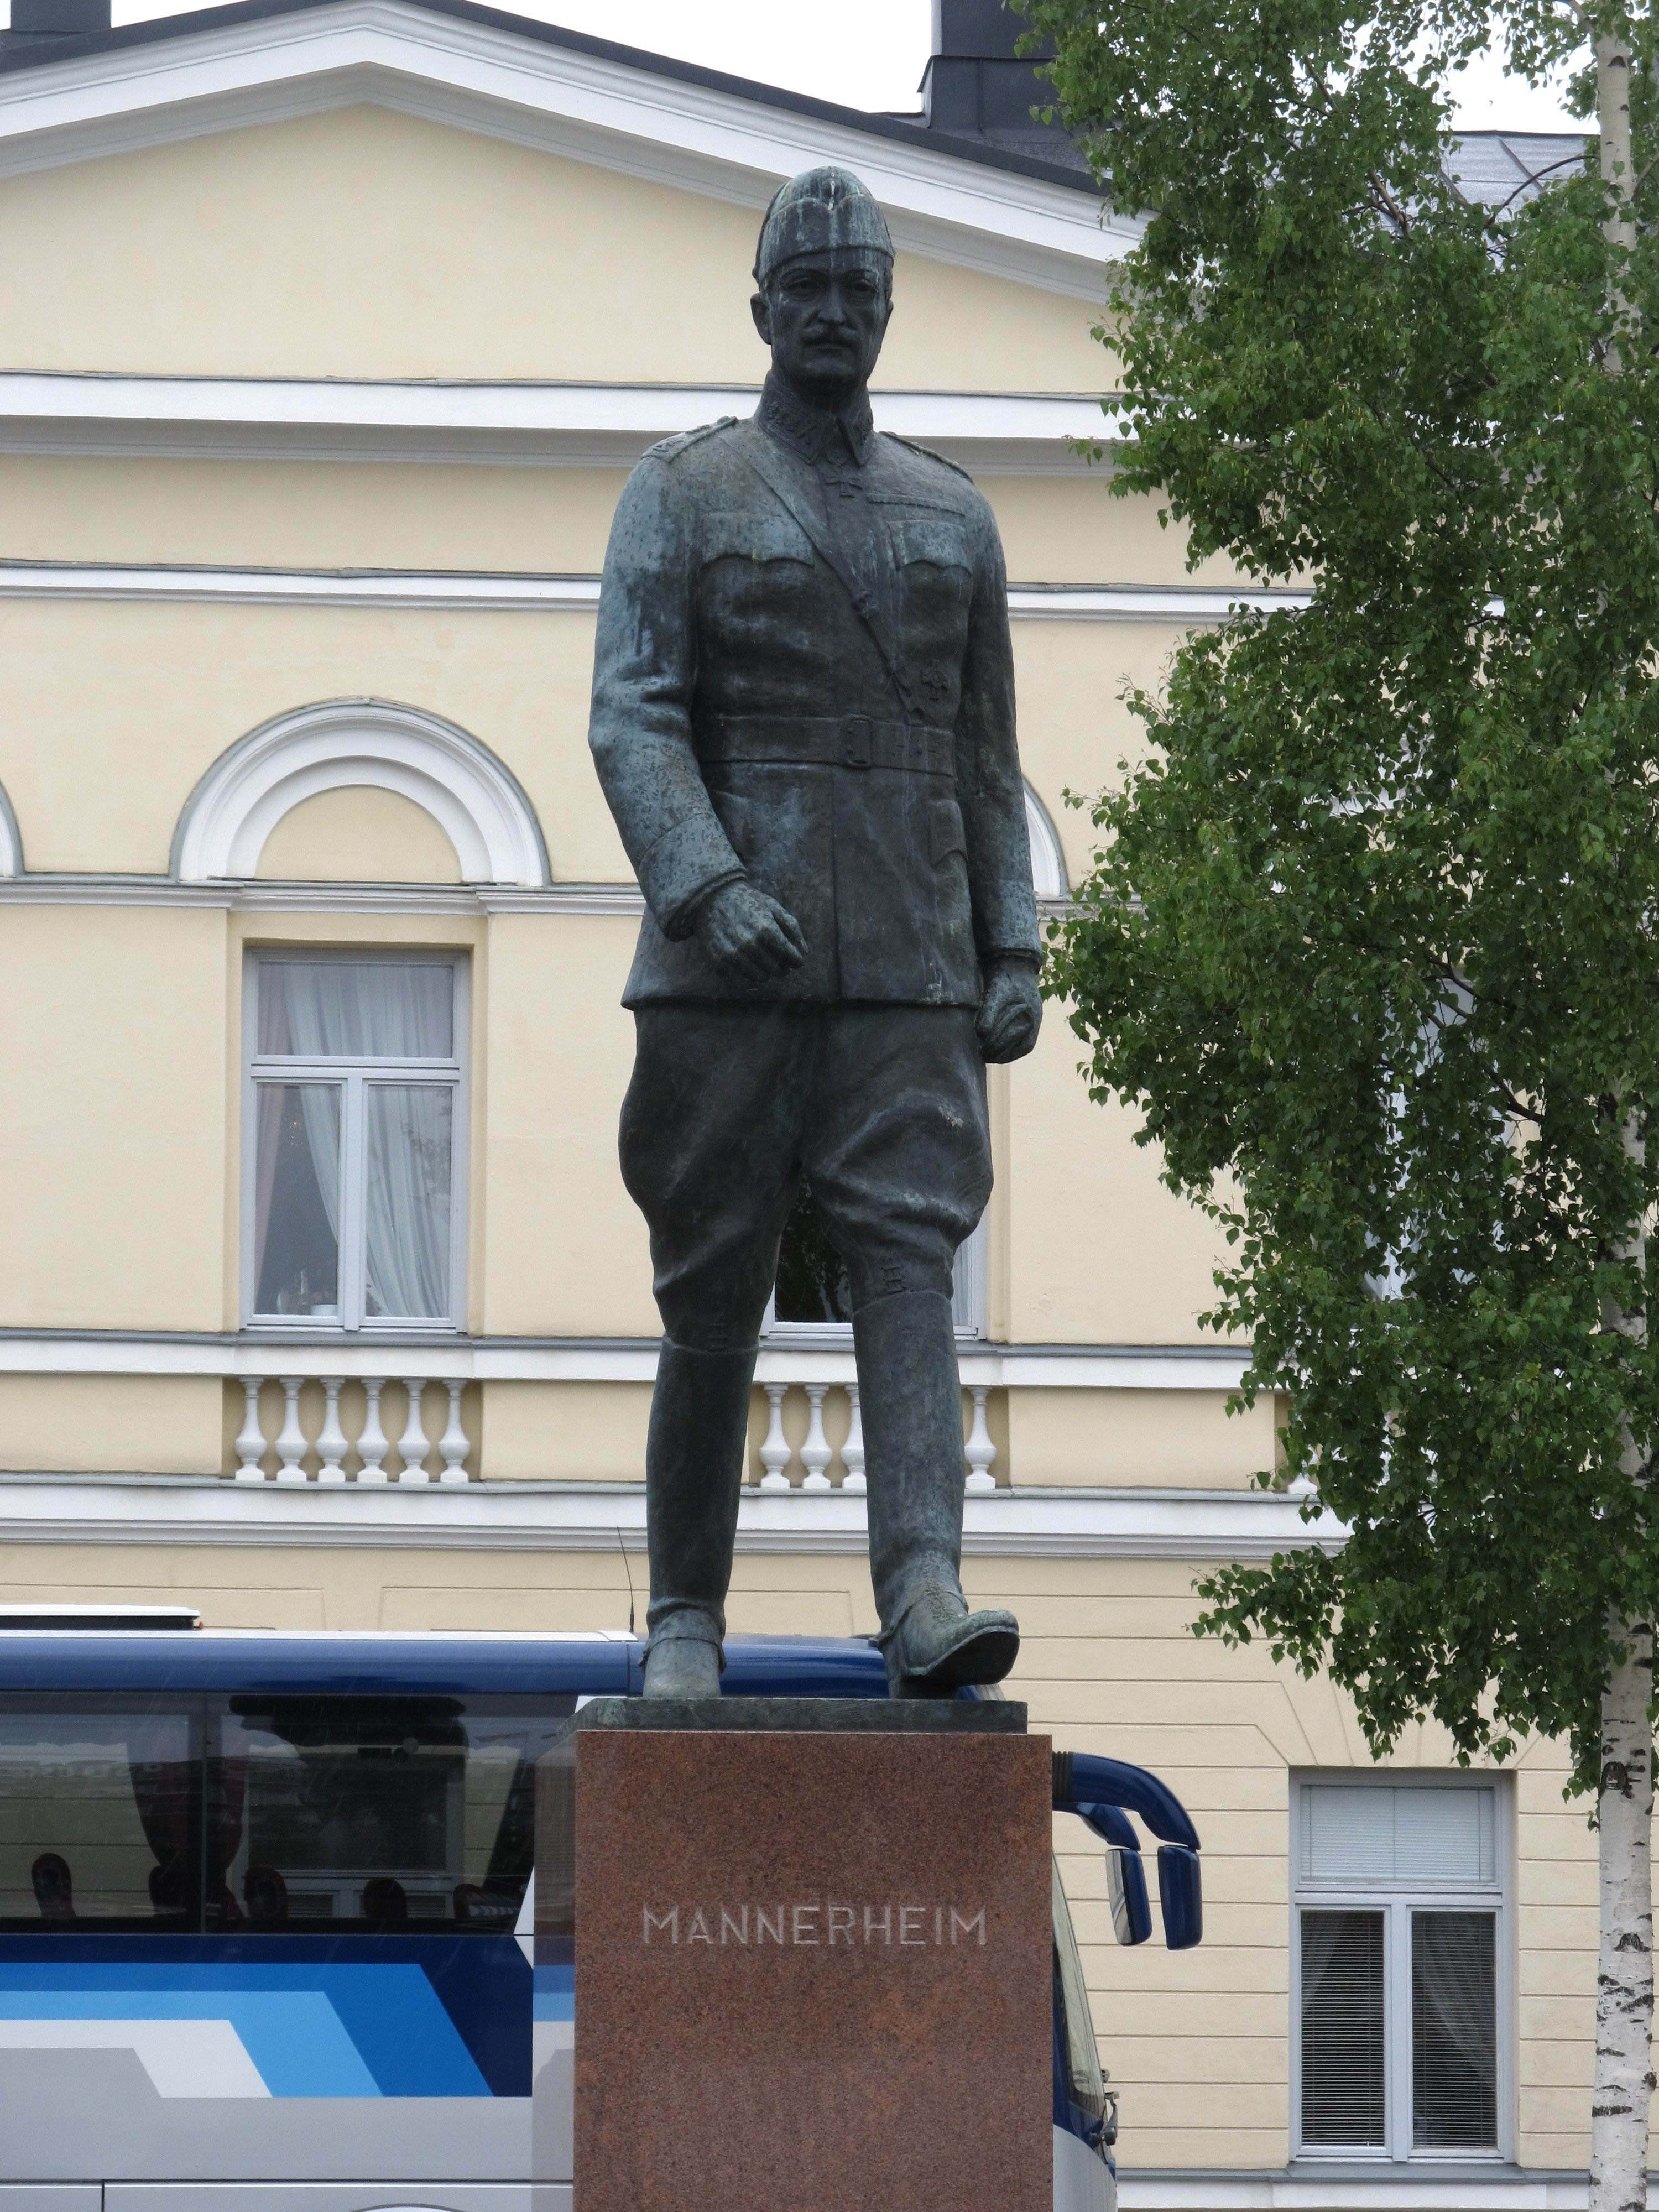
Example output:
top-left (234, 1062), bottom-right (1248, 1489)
top-left (589, 166), bottom-right (1043, 1699)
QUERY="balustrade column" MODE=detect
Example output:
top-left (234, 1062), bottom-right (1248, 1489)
top-left (234, 1378), bottom-right (267, 1481)
top-left (356, 1380), bottom-right (390, 1483)
top-left (800, 1385), bottom-right (833, 1489)
top-left (315, 1379), bottom-right (348, 1484)
top-left (758, 1384), bottom-right (792, 1489)
top-left (398, 1379), bottom-right (432, 1482)
top-left (964, 1386), bottom-right (997, 1493)
top-left (438, 1381), bottom-right (469, 1483)
top-left (273, 1377), bottom-right (307, 1484)
top-left (841, 1383), bottom-right (865, 1492)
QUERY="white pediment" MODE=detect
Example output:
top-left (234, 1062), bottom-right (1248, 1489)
top-left (0, 0), bottom-right (1136, 297)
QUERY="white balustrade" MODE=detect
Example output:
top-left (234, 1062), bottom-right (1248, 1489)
top-left (229, 1371), bottom-right (990, 1491)
top-left (745, 1381), bottom-right (1000, 1493)
top-left (229, 1374), bottom-right (476, 1484)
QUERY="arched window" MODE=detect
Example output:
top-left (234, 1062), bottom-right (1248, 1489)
top-left (173, 700), bottom-right (549, 886)
top-left (1024, 781), bottom-right (1070, 901)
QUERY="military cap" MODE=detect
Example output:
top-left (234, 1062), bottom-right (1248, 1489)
top-left (753, 166), bottom-right (894, 285)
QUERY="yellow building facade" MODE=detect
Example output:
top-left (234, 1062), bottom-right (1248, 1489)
top-left (0, 3), bottom-right (1617, 2204)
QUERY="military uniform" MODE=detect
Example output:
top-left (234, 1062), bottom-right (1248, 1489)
top-left (587, 171), bottom-right (1039, 1692)
top-left (591, 379), bottom-right (1040, 1007)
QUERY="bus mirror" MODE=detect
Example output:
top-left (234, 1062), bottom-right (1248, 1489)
top-left (1104, 1844), bottom-right (1152, 1946)
top-left (1157, 1844), bottom-right (1203, 1950)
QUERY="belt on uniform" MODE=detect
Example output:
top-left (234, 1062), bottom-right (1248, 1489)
top-left (698, 714), bottom-right (956, 775)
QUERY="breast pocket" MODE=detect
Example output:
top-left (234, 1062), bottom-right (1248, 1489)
top-left (894, 520), bottom-right (973, 576)
top-left (893, 519), bottom-right (974, 662)
top-left (701, 512), bottom-right (815, 568)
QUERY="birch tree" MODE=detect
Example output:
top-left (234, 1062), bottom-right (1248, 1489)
top-left (1025, 1), bottom-right (1659, 2197)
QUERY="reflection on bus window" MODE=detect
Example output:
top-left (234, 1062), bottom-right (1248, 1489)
top-left (0, 1703), bottom-right (197, 1928)
top-left (207, 1697), bottom-right (573, 1932)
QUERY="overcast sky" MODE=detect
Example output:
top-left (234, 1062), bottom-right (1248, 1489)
top-left (19, 0), bottom-right (1583, 134)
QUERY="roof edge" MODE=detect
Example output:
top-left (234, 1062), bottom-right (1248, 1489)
top-left (0, 0), bottom-right (1108, 199)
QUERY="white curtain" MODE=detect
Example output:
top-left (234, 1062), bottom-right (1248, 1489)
top-left (261, 962), bottom-right (451, 1060)
top-left (265, 964), bottom-right (453, 1319)
top-left (299, 1086), bottom-right (342, 1251)
top-left (365, 1085), bottom-right (452, 1318)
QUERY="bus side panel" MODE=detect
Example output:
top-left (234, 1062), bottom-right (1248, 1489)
top-left (0, 1936), bottom-right (533, 2184)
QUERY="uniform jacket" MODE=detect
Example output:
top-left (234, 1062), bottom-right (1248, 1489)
top-left (588, 374), bottom-right (1041, 1008)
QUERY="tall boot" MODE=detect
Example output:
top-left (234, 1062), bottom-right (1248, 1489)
top-left (853, 1289), bottom-right (1019, 1697)
top-left (641, 1339), bottom-right (756, 1698)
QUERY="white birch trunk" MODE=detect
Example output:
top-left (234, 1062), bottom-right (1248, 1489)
top-left (1590, 25), bottom-right (1647, 2183)
top-left (1592, 1620), bottom-right (1655, 2212)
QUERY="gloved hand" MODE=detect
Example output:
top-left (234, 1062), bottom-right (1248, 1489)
top-left (977, 956), bottom-right (1042, 1063)
top-left (693, 879), bottom-right (807, 984)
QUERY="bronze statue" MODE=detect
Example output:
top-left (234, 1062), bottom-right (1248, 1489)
top-left (589, 167), bottom-right (1042, 1698)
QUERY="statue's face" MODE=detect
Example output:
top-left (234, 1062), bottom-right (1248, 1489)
top-left (750, 247), bottom-right (893, 404)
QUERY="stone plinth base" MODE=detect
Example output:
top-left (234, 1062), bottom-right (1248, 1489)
top-left (561, 1697), bottom-right (1052, 2212)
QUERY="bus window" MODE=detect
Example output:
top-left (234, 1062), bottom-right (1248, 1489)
top-left (206, 1695), bottom-right (574, 1931)
top-left (0, 1698), bottom-right (199, 1930)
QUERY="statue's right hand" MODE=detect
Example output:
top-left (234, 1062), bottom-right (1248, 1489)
top-left (694, 880), bottom-right (807, 983)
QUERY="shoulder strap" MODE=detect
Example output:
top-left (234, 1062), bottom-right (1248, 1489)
top-left (735, 435), bottom-right (919, 720)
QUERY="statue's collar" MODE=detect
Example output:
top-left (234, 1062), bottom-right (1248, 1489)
top-left (757, 372), bottom-right (875, 468)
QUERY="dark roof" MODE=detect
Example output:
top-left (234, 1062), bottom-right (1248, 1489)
top-left (0, 0), bottom-right (1108, 198)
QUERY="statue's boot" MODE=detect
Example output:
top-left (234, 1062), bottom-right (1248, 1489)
top-left (854, 1289), bottom-right (1020, 1698)
top-left (641, 1338), bottom-right (755, 1699)
top-left (641, 1639), bottom-right (722, 1698)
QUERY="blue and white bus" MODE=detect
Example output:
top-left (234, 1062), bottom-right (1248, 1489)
top-left (0, 1615), bottom-right (1201, 2211)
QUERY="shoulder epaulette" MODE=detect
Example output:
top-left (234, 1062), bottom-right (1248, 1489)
top-left (882, 431), bottom-right (978, 486)
top-left (644, 417), bottom-right (740, 463)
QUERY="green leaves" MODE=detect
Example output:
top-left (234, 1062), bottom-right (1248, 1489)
top-left (1031, 0), bottom-right (1659, 1793)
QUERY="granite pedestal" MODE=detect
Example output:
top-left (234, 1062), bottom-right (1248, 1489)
top-left (540, 1697), bottom-right (1052, 2212)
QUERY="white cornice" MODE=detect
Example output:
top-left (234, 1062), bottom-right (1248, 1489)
top-left (0, 563), bottom-right (603, 611)
top-left (0, 1), bottom-right (1132, 297)
top-left (0, 375), bottom-right (1121, 473)
top-left (0, 1330), bottom-right (1250, 1391)
top-left (0, 1476), bottom-right (1342, 1558)
top-left (0, 873), bottom-right (646, 914)
top-left (0, 561), bottom-right (1300, 624)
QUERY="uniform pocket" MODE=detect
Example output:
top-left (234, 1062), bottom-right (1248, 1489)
top-left (893, 519), bottom-right (972, 575)
top-left (701, 511), bottom-right (814, 566)
top-left (929, 797), bottom-right (968, 866)
top-left (710, 789), bottom-right (758, 858)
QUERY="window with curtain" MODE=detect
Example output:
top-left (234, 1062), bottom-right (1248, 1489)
top-left (246, 957), bottom-right (465, 1330)
top-left (1295, 1780), bottom-right (1505, 2161)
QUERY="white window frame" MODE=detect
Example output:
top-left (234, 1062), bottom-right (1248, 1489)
top-left (241, 950), bottom-right (469, 1335)
top-left (763, 1215), bottom-right (988, 1343)
top-left (1290, 1771), bottom-right (1513, 2165)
